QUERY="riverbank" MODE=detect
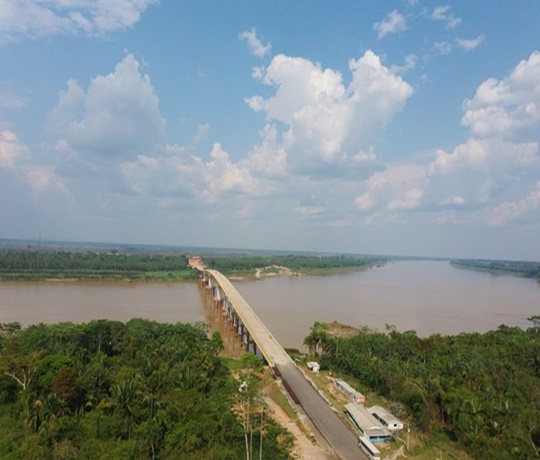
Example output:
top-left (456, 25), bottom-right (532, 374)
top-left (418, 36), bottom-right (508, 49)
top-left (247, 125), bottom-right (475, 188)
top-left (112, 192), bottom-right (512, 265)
top-left (451, 258), bottom-right (540, 281)
top-left (227, 262), bottom-right (384, 281)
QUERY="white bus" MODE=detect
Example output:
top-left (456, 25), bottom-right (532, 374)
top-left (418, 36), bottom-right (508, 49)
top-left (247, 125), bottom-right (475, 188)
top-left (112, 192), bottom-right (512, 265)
top-left (358, 436), bottom-right (380, 460)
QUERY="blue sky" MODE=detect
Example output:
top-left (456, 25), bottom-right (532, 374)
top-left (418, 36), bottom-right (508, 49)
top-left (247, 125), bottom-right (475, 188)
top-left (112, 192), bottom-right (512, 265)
top-left (1, 1), bottom-right (540, 260)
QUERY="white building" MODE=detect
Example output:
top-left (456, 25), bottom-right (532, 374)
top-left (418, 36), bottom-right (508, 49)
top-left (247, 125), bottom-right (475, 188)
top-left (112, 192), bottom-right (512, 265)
top-left (334, 378), bottom-right (365, 404)
top-left (369, 405), bottom-right (404, 431)
top-left (345, 403), bottom-right (390, 443)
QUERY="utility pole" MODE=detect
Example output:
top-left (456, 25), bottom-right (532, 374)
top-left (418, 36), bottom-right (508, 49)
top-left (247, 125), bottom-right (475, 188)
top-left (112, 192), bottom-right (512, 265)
top-left (259, 403), bottom-right (264, 460)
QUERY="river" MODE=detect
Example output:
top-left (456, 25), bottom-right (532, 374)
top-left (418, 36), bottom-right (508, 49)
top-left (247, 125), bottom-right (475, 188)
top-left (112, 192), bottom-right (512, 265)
top-left (1, 261), bottom-right (539, 350)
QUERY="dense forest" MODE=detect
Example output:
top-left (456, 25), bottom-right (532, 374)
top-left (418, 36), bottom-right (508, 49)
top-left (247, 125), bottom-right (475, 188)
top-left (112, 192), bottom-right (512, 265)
top-left (451, 259), bottom-right (540, 281)
top-left (0, 248), bottom-right (384, 280)
top-left (0, 250), bottom-right (196, 281)
top-left (0, 320), bottom-right (291, 459)
top-left (204, 254), bottom-right (383, 275)
top-left (304, 319), bottom-right (540, 459)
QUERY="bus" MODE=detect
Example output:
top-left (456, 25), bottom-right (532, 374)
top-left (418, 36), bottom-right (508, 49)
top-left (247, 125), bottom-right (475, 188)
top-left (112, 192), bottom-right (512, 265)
top-left (358, 436), bottom-right (380, 460)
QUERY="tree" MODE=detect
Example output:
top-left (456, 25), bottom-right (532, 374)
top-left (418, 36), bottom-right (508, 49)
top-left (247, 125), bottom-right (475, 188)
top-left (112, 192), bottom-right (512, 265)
top-left (1, 348), bottom-right (43, 391)
top-left (52, 366), bottom-right (82, 414)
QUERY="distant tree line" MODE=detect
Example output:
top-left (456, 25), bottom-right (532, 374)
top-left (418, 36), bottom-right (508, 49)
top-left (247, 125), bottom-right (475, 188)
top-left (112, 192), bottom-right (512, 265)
top-left (0, 319), bottom-right (290, 459)
top-left (451, 259), bottom-right (540, 280)
top-left (204, 254), bottom-right (383, 274)
top-left (304, 319), bottom-right (540, 459)
top-left (0, 250), bottom-right (197, 281)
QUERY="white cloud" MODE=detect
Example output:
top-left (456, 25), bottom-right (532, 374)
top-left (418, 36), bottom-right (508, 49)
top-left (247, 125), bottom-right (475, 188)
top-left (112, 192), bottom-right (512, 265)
top-left (354, 164), bottom-right (426, 214)
top-left (121, 140), bottom-right (265, 209)
top-left (422, 52), bottom-right (540, 224)
top-left (357, 50), bottom-right (540, 226)
top-left (390, 55), bottom-right (418, 74)
top-left (118, 47), bottom-right (416, 220)
top-left (296, 205), bottom-right (326, 219)
top-left (246, 50), bottom-right (413, 175)
top-left (434, 41), bottom-right (453, 55)
top-left (244, 124), bottom-right (287, 178)
top-left (0, 129), bottom-right (31, 169)
top-left (427, 138), bottom-right (539, 208)
top-left (431, 5), bottom-right (461, 29)
top-left (200, 143), bottom-right (259, 202)
top-left (49, 53), bottom-right (165, 159)
top-left (373, 10), bottom-right (407, 39)
top-left (461, 51), bottom-right (540, 140)
top-left (0, 129), bottom-right (70, 200)
top-left (486, 182), bottom-right (540, 226)
top-left (25, 165), bottom-right (69, 195)
top-left (457, 35), bottom-right (486, 52)
top-left (0, 0), bottom-right (158, 43)
top-left (389, 187), bottom-right (424, 210)
top-left (239, 27), bottom-right (271, 57)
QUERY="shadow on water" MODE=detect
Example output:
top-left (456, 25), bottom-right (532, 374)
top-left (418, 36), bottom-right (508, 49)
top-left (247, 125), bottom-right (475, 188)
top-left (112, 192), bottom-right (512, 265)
top-left (197, 283), bottom-right (246, 358)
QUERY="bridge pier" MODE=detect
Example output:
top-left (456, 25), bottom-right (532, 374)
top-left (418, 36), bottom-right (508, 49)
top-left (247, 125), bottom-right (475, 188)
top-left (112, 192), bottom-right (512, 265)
top-left (197, 268), bottom-right (361, 460)
top-left (199, 271), bottom-right (268, 362)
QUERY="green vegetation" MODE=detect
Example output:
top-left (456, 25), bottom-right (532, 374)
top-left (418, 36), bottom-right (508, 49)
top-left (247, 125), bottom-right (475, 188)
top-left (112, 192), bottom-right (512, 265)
top-left (451, 259), bottom-right (540, 281)
top-left (0, 250), bottom-right (197, 281)
top-left (304, 320), bottom-right (540, 459)
top-left (0, 320), bottom-right (291, 459)
top-left (204, 254), bottom-right (383, 276)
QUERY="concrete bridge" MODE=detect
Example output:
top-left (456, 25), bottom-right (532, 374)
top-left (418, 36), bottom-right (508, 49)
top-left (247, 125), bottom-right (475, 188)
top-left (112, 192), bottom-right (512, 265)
top-left (199, 269), bottom-right (366, 460)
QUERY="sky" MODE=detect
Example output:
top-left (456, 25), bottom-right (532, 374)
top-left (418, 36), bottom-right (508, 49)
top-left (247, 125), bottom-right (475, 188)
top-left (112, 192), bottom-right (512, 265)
top-left (1, 1), bottom-right (539, 260)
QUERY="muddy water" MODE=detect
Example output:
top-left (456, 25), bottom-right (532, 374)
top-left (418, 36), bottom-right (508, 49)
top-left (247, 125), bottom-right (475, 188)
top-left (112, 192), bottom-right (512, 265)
top-left (232, 260), bottom-right (540, 349)
top-left (0, 280), bottom-right (205, 325)
top-left (1, 261), bottom-right (539, 351)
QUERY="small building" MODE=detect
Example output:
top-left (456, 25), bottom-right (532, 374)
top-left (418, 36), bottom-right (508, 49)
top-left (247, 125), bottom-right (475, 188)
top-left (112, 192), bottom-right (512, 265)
top-left (369, 405), bottom-right (404, 431)
top-left (345, 403), bottom-right (390, 443)
top-left (188, 256), bottom-right (203, 268)
top-left (334, 379), bottom-right (365, 404)
top-left (307, 361), bottom-right (320, 373)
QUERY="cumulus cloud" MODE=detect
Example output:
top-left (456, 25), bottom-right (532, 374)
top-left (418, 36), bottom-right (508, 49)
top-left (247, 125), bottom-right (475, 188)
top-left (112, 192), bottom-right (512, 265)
top-left (239, 27), bottom-right (271, 57)
top-left (121, 141), bottom-right (265, 210)
top-left (246, 50), bottom-right (413, 175)
top-left (461, 51), bottom-right (540, 141)
top-left (0, 129), bottom-right (31, 169)
top-left (49, 54), bottom-right (165, 159)
top-left (427, 138), bottom-right (539, 208)
top-left (373, 10), bottom-right (407, 39)
top-left (489, 182), bottom-right (540, 225)
top-left (244, 124), bottom-right (287, 178)
top-left (351, 51), bottom-right (540, 228)
top-left (423, 51), bottom-right (540, 224)
top-left (457, 35), bottom-right (486, 51)
top-left (117, 50), bottom-right (414, 222)
top-left (431, 5), bottom-right (461, 29)
top-left (199, 143), bottom-right (259, 202)
top-left (0, 0), bottom-right (158, 43)
top-left (354, 164), bottom-right (425, 216)
top-left (0, 129), bottom-right (70, 199)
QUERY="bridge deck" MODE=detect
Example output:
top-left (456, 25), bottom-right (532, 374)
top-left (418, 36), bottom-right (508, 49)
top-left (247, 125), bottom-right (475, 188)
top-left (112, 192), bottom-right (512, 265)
top-left (204, 269), bottom-right (366, 460)
top-left (206, 269), bottom-right (293, 367)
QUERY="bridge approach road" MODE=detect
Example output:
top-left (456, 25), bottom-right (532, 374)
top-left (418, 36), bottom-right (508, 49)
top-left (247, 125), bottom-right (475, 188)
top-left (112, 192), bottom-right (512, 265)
top-left (204, 269), bottom-right (366, 460)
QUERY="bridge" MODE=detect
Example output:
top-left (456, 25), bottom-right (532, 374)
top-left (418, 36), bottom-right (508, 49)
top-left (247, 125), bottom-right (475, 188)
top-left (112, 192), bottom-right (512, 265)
top-left (199, 268), bottom-right (366, 460)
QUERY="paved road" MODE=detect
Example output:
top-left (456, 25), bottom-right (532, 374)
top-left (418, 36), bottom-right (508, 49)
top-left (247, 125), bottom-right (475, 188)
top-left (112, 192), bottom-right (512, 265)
top-left (276, 362), bottom-right (365, 460)
top-left (204, 269), bottom-right (366, 460)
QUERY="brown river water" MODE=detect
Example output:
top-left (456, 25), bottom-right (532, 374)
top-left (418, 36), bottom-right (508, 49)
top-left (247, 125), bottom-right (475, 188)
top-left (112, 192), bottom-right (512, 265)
top-left (1, 261), bottom-right (539, 350)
